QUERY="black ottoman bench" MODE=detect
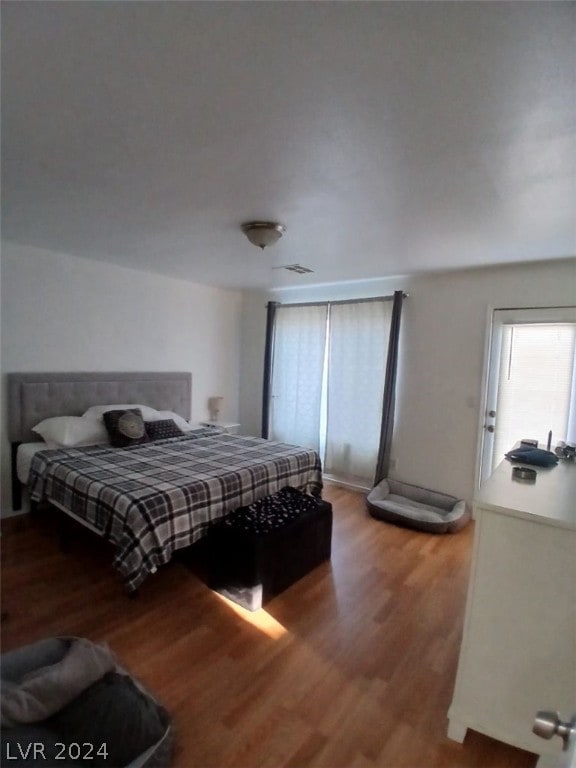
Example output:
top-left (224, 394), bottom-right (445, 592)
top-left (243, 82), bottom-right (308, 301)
top-left (207, 487), bottom-right (333, 611)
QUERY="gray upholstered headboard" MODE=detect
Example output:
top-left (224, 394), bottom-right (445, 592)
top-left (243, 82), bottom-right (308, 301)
top-left (8, 371), bottom-right (192, 443)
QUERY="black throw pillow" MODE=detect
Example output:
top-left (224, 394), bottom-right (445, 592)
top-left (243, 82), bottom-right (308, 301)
top-left (103, 409), bottom-right (150, 448)
top-left (145, 419), bottom-right (184, 441)
top-left (47, 672), bottom-right (170, 767)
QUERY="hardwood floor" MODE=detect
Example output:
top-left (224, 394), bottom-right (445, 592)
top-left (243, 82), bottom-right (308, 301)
top-left (1, 486), bottom-right (537, 768)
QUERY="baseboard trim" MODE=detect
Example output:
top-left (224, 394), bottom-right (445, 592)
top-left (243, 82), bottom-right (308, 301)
top-left (322, 475), bottom-right (370, 494)
top-left (1, 507), bottom-right (27, 520)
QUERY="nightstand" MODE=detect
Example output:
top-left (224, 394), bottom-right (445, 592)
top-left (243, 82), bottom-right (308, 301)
top-left (201, 421), bottom-right (240, 435)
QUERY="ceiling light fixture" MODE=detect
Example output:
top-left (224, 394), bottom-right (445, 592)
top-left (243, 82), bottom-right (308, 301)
top-left (241, 221), bottom-right (286, 250)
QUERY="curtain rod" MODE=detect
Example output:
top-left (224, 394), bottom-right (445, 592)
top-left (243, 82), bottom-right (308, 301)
top-left (267, 292), bottom-right (408, 309)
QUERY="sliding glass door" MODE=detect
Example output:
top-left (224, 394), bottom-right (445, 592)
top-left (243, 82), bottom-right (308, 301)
top-left (324, 300), bottom-right (391, 481)
top-left (268, 298), bottom-right (392, 485)
top-left (268, 303), bottom-right (328, 452)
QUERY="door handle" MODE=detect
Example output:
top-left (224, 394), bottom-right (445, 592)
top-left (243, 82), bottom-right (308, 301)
top-left (533, 711), bottom-right (576, 751)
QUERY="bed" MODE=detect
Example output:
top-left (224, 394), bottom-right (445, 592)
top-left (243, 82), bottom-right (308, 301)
top-left (8, 372), bottom-right (323, 592)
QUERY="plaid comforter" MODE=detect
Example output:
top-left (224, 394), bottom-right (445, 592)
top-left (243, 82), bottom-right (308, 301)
top-left (28, 429), bottom-right (323, 592)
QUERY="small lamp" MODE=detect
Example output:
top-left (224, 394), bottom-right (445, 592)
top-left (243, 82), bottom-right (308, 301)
top-left (208, 396), bottom-right (224, 422)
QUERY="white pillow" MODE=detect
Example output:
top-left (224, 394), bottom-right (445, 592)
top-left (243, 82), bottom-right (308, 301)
top-left (82, 403), bottom-right (159, 421)
top-left (145, 410), bottom-right (191, 431)
top-left (32, 416), bottom-right (109, 448)
top-left (187, 422), bottom-right (207, 432)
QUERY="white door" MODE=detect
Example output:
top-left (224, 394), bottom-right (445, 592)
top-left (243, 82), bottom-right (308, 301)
top-left (479, 307), bottom-right (576, 486)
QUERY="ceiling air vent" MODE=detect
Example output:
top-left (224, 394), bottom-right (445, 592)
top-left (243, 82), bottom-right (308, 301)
top-left (273, 264), bottom-right (314, 274)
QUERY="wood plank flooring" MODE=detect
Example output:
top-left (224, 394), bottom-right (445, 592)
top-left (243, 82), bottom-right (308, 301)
top-left (1, 486), bottom-right (537, 768)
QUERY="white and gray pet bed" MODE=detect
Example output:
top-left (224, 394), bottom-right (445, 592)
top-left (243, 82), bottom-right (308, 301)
top-left (367, 478), bottom-right (469, 534)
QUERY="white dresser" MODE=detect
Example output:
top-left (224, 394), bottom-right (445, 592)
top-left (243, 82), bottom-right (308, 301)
top-left (447, 459), bottom-right (576, 766)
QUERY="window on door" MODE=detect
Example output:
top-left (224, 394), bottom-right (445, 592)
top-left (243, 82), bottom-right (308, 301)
top-left (492, 323), bottom-right (576, 468)
top-left (480, 306), bottom-right (576, 484)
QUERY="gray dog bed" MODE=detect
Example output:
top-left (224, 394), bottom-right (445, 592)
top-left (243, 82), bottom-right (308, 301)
top-left (367, 478), bottom-right (469, 534)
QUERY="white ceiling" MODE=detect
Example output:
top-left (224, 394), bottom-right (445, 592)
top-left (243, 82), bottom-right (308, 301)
top-left (2, 1), bottom-right (575, 290)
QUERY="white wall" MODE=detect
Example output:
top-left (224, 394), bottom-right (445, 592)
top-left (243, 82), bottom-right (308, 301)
top-left (239, 259), bottom-right (576, 502)
top-left (1, 242), bottom-right (242, 515)
top-left (3, 246), bottom-right (573, 514)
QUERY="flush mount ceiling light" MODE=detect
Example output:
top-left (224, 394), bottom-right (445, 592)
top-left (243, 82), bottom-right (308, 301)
top-left (241, 221), bottom-right (286, 250)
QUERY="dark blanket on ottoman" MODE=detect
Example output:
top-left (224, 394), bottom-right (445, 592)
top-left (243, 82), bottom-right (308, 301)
top-left (207, 487), bottom-right (333, 610)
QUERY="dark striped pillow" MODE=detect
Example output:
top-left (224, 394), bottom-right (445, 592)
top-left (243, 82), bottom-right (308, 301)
top-left (145, 419), bottom-right (184, 441)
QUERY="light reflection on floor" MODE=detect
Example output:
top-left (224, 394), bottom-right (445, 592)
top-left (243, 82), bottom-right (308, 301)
top-left (214, 592), bottom-right (288, 639)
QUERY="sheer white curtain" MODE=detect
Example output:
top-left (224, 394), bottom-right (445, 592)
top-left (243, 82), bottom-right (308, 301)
top-left (269, 304), bottom-right (328, 451)
top-left (324, 300), bottom-right (392, 482)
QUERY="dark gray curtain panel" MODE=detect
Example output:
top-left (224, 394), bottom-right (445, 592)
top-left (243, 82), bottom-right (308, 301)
top-left (261, 301), bottom-right (279, 438)
top-left (374, 290), bottom-right (404, 485)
